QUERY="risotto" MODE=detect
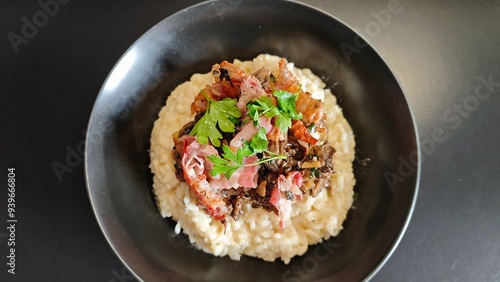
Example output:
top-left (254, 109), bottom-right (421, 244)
top-left (149, 54), bottom-right (355, 264)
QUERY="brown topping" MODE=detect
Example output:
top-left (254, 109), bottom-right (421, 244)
top-left (290, 120), bottom-right (318, 145)
top-left (301, 160), bottom-right (325, 169)
top-left (257, 180), bottom-right (267, 197)
top-left (274, 58), bottom-right (301, 93)
top-left (296, 91), bottom-right (324, 126)
top-left (178, 58), bottom-right (338, 223)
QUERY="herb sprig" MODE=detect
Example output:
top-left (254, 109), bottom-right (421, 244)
top-left (246, 89), bottom-right (302, 134)
top-left (189, 90), bottom-right (241, 147)
top-left (207, 128), bottom-right (285, 179)
top-left (200, 88), bottom-right (303, 179)
top-left (207, 144), bottom-right (286, 179)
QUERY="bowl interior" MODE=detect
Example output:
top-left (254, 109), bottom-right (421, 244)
top-left (85, 1), bottom-right (419, 281)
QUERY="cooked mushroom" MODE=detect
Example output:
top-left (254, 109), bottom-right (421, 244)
top-left (301, 160), bottom-right (325, 169)
top-left (310, 178), bottom-right (328, 197)
top-left (251, 66), bottom-right (271, 88)
top-left (231, 197), bottom-right (244, 221)
top-left (256, 180), bottom-right (267, 197)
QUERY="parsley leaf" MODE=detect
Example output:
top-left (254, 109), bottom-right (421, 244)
top-left (246, 90), bottom-right (302, 134)
top-left (275, 115), bottom-right (292, 136)
top-left (207, 145), bottom-right (245, 179)
top-left (189, 90), bottom-right (242, 147)
top-left (207, 153), bottom-right (239, 179)
top-left (209, 98), bottom-right (241, 132)
top-left (250, 127), bottom-right (269, 153)
top-left (242, 127), bottom-right (268, 155)
top-left (246, 96), bottom-right (280, 125)
top-left (274, 90), bottom-right (302, 120)
top-left (189, 114), bottom-right (222, 146)
top-left (208, 143), bottom-right (286, 179)
top-left (273, 90), bottom-right (302, 134)
top-left (310, 168), bottom-right (321, 178)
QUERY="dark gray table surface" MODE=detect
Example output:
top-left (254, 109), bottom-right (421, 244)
top-left (1, 0), bottom-right (499, 281)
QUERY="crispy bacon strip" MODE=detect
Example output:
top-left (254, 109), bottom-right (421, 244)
top-left (236, 75), bottom-right (268, 114)
top-left (180, 136), bottom-right (228, 220)
top-left (191, 61), bottom-right (246, 114)
top-left (296, 91), bottom-right (324, 126)
top-left (212, 63), bottom-right (242, 99)
top-left (274, 58), bottom-right (301, 93)
top-left (290, 120), bottom-right (318, 145)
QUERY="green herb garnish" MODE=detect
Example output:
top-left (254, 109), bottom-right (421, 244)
top-left (246, 96), bottom-right (280, 125)
top-left (310, 168), bottom-right (321, 178)
top-left (207, 144), bottom-right (286, 179)
top-left (273, 89), bottom-right (303, 133)
top-left (246, 89), bottom-right (302, 134)
top-left (242, 127), bottom-right (269, 155)
top-left (201, 88), bottom-right (302, 178)
top-left (190, 90), bottom-right (242, 147)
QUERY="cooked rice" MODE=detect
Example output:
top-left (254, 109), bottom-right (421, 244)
top-left (149, 54), bottom-right (355, 264)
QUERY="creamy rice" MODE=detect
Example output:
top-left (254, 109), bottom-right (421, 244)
top-left (149, 54), bottom-right (355, 264)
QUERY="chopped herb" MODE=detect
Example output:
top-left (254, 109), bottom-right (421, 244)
top-left (207, 145), bottom-right (244, 179)
top-left (207, 144), bottom-right (286, 179)
top-left (190, 90), bottom-right (241, 147)
top-left (273, 90), bottom-right (302, 134)
top-left (273, 90), bottom-right (302, 119)
top-left (189, 114), bottom-right (222, 146)
top-left (246, 89), bottom-right (302, 134)
top-left (246, 96), bottom-right (280, 125)
top-left (242, 127), bottom-right (268, 155)
top-left (310, 168), bottom-right (321, 178)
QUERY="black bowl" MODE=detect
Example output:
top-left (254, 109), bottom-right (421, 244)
top-left (85, 0), bottom-right (419, 281)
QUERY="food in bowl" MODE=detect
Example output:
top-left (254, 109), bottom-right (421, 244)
top-left (149, 54), bottom-right (355, 264)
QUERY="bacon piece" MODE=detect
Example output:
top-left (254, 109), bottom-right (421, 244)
top-left (190, 180), bottom-right (228, 221)
top-left (290, 120), bottom-right (318, 145)
top-left (266, 124), bottom-right (287, 142)
top-left (209, 155), bottom-right (259, 190)
top-left (212, 61), bottom-right (245, 98)
top-left (229, 116), bottom-right (272, 148)
top-left (269, 187), bottom-right (292, 232)
top-left (190, 84), bottom-right (216, 114)
top-left (190, 61), bottom-right (246, 114)
top-left (273, 58), bottom-right (324, 126)
top-left (269, 171), bottom-right (304, 231)
top-left (296, 91), bottom-right (324, 126)
top-left (181, 136), bottom-right (228, 220)
top-left (237, 75), bottom-right (268, 114)
top-left (236, 155), bottom-right (259, 188)
top-left (279, 171), bottom-right (304, 201)
top-left (274, 58), bottom-right (300, 93)
top-left (213, 61), bottom-right (246, 87)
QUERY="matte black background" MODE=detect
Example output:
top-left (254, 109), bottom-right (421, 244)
top-left (1, 0), bottom-right (499, 281)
